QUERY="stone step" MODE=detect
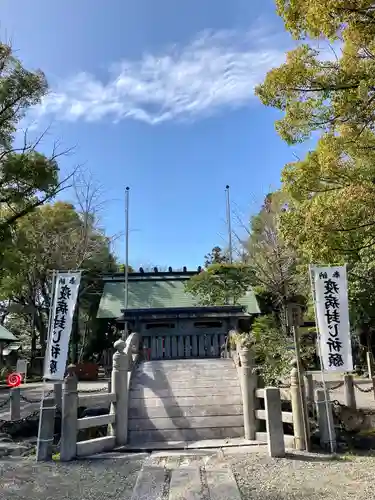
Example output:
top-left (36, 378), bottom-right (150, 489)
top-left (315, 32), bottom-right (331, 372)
top-left (129, 395), bottom-right (243, 408)
top-left (128, 426), bottom-right (244, 444)
top-left (123, 437), bottom-right (261, 452)
top-left (168, 466), bottom-right (202, 499)
top-left (130, 463), bottom-right (242, 499)
top-left (134, 371), bottom-right (237, 378)
top-left (137, 363), bottom-right (235, 372)
top-left (141, 359), bottom-right (233, 365)
top-left (129, 404), bottom-right (243, 419)
top-left (147, 450), bottom-right (221, 468)
top-left (205, 468), bottom-right (242, 500)
top-left (138, 362), bottom-right (235, 368)
top-left (129, 386), bottom-right (241, 398)
top-left (130, 465), bottom-right (167, 500)
top-left (137, 365), bottom-right (236, 372)
top-left (131, 379), bottom-right (240, 389)
top-left (129, 415), bottom-right (244, 431)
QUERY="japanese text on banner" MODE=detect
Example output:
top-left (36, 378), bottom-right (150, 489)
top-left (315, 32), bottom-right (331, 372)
top-left (313, 266), bottom-right (353, 372)
top-left (44, 272), bottom-right (81, 381)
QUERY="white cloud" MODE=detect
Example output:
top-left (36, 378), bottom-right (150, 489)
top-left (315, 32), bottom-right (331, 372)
top-left (36, 28), bottom-right (287, 125)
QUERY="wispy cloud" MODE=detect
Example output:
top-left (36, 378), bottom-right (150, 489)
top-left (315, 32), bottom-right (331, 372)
top-left (36, 28), bottom-right (287, 125)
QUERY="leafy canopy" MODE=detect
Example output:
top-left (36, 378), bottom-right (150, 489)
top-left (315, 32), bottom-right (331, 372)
top-left (257, 2), bottom-right (375, 147)
top-left (204, 246), bottom-right (229, 268)
top-left (0, 43), bottom-right (63, 248)
top-left (0, 201), bottom-right (116, 353)
top-left (185, 263), bottom-right (253, 306)
top-left (256, 2), bottom-right (375, 337)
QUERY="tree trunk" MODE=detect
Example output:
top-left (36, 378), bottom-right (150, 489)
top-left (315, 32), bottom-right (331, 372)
top-left (34, 308), bottom-right (47, 355)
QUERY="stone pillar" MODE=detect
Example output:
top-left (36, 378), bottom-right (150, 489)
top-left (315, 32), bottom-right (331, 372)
top-left (60, 365), bottom-right (78, 462)
top-left (316, 388), bottom-right (336, 452)
top-left (290, 359), bottom-right (308, 450)
top-left (238, 346), bottom-right (258, 440)
top-left (344, 373), bottom-right (356, 409)
top-left (109, 339), bottom-right (129, 446)
top-left (10, 388), bottom-right (20, 420)
top-left (36, 396), bottom-right (56, 461)
top-left (264, 387), bottom-right (285, 457)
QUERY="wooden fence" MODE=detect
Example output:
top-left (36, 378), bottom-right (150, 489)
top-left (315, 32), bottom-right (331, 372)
top-left (140, 332), bottom-right (226, 360)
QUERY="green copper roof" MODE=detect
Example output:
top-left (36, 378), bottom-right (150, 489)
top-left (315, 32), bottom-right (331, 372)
top-left (0, 324), bottom-right (17, 342)
top-left (97, 278), bottom-right (260, 318)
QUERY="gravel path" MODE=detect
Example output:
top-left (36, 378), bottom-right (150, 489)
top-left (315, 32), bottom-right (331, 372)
top-left (227, 450), bottom-right (375, 500)
top-left (0, 453), bottom-right (146, 500)
top-left (1, 449), bottom-right (374, 499)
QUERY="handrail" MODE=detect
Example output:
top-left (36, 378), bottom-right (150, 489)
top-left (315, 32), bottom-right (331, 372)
top-left (124, 332), bottom-right (140, 357)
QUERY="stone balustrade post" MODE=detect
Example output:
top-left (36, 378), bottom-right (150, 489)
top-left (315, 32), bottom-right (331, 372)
top-left (290, 359), bottom-right (309, 450)
top-left (60, 365), bottom-right (78, 462)
top-left (264, 387), bottom-right (285, 457)
top-left (238, 346), bottom-right (258, 440)
top-left (10, 387), bottom-right (21, 420)
top-left (343, 373), bottom-right (356, 409)
top-left (109, 339), bottom-right (129, 446)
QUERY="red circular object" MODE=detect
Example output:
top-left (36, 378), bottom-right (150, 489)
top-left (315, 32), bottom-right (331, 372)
top-left (7, 372), bottom-right (23, 388)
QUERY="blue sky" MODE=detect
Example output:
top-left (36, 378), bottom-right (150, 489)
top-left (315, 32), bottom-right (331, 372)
top-left (2, 0), bottom-right (309, 270)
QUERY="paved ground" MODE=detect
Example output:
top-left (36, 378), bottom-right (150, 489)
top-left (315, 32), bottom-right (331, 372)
top-left (0, 448), bottom-right (374, 499)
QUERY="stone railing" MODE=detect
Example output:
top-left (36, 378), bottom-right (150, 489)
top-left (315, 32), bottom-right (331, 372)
top-left (58, 333), bottom-right (140, 462)
top-left (229, 334), bottom-right (310, 457)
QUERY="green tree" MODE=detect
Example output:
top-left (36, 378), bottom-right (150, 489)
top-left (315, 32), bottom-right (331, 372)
top-left (256, 2), bottom-right (375, 147)
top-left (256, 1), bottom-right (375, 247)
top-left (185, 263), bottom-right (252, 306)
top-left (239, 191), bottom-right (307, 332)
top-left (0, 43), bottom-right (70, 253)
top-left (255, 1), bottom-right (375, 359)
top-left (117, 264), bottom-right (134, 273)
top-left (0, 201), bottom-right (117, 357)
top-left (204, 246), bottom-right (229, 268)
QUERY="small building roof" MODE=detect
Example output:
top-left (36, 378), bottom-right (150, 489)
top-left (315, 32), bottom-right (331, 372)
top-left (97, 272), bottom-right (260, 319)
top-left (0, 324), bottom-right (17, 342)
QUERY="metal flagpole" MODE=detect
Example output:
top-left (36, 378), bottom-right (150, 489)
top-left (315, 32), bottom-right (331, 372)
top-left (225, 185), bottom-right (233, 264)
top-left (309, 264), bottom-right (336, 453)
top-left (37, 269), bottom-right (58, 460)
top-left (123, 186), bottom-right (130, 341)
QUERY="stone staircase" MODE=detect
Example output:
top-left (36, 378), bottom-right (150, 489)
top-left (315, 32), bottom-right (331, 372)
top-left (130, 450), bottom-right (242, 500)
top-left (128, 358), bottom-right (244, 448)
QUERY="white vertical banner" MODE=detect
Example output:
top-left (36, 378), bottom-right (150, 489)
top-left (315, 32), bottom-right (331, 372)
top-left (312, 265), bottom-right (353, 372)
top-left (44, 272), bottom-right (82, 381)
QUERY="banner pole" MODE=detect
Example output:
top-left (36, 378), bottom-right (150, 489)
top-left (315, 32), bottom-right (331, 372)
top-left (292, 324), bottom-right (310, 451)
top-left (309, 265), bottom-right (336, 453)
top-left (37, 269), bottom-right (58, 460)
